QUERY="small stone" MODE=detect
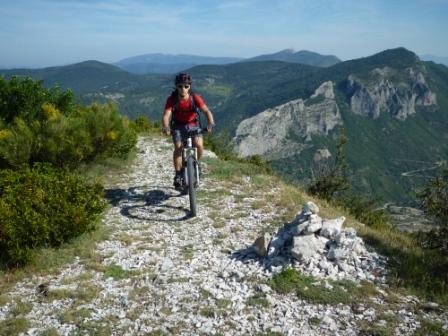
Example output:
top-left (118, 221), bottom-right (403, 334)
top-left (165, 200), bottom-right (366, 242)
top-left (425, 302), bottom-right (439, 309)
top-left (321, 315), bottom-right (337, 331)
top-left (318, 260), bottom-right (331, 271)
top-left (323, 281), bottom-right (333, 290)
top-left (291, 221), bottom-right (309, 236)
top-left (302, 201), bottom-right (319, 215)
top-left (356, 271), bottom-right (367, 280)
top-left (36, 282), bottom-right (49, 297)
top-left (320, 217), bottom-right (345, 239)
top-left (337, 262), bottom-right (355, 274)
top-left (231, 270), bottom-right (244, 281)
top-left (253, 233), bottom-right (271, 257)
top-left (160, 258), bottom-right (174, 271)
top-left (303, 215), bottom-right (323, 234)
top-left (268, 236), bottom-right (285, 257)
top-left (327, 247), bottom-right (348, 261)
top-left (257, 284), bottom-right (272, 293)
top-left (377, 320), bottom-right (387, 327)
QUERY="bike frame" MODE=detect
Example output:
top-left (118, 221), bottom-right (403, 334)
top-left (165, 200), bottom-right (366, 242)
top-left (179, 128), bottom-right (207, 216)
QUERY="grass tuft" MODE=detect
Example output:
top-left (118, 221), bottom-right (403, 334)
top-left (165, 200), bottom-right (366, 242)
top-left (269, 268), bottom-right (368, 305)
top-left (247, 293), bottom-right (270, 308)
top-left (103, 263), bottom-right (130, 280)
top-left (414, 318), bottom-right (448, 336)
top-left (0, 316), bottom-right (29, 335)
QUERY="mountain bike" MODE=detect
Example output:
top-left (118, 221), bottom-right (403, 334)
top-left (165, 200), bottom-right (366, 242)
top-left (179, 128), bottom-right (208, 217)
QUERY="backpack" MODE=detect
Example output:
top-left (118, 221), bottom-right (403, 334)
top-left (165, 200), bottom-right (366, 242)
top-left (170, 91), bottom-right (202, 127)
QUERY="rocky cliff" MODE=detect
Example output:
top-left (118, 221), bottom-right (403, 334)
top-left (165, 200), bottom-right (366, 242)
top-left (234, 81), bottom-right (342, 159)
top-left (234, 64), bottom-right (439, 160)
top-left (343, 66), bottom-right (437, 120)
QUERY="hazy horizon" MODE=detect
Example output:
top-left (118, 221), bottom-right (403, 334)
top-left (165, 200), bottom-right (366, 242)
top-left (1, 0), bottom-right (447, 68)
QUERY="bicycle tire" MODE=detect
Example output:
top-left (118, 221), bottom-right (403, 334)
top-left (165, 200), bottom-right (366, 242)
top-left (187, 156), bottom-right (197, 216)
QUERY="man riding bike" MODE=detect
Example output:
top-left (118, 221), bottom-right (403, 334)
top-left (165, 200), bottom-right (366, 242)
top-left (161, 73), bottom-right (215, 189)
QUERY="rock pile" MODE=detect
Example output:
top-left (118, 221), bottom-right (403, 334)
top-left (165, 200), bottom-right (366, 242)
top-left (252, 202), bottom-right (387, 283)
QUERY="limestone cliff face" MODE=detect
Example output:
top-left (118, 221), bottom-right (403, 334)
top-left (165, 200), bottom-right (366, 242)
top-left (344, 67), bottom-right (437, 120)
top-left (234, 66), bottom-right (438, 160)
top-left (234, 81), bottom-right (342, 159)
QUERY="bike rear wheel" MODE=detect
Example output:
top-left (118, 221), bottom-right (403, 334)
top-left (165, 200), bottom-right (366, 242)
top-left (186, 156), bottom-right (197, 217)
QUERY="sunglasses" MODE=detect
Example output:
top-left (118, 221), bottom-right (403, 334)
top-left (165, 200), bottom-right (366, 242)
top-left (177, 84), bottom-right (190, 89)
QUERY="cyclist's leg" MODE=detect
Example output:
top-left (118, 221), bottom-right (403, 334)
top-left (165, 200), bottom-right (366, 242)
top-left (173, 141), bottom-right (183, 171)
top-left (172, 128), bottom-right (184, 188)
top-left (172, 128), bottom-right (184, 171)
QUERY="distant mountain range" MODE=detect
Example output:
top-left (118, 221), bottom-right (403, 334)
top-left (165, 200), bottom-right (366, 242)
top-left (114, 49), bottom-right (341, 74)
top-left (115, 53), bottom-right (243, 74)
top-left (2, 48), bottom-right (448, 204)
top-left (241, 49), bottom-right (341, 67)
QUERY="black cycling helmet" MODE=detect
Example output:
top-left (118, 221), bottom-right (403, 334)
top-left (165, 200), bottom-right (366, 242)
top-left (175, 73), bottom-right (192, 85)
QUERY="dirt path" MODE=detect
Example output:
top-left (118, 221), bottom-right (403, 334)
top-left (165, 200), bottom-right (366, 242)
top-left (0, 136), bottom-right (446, 335)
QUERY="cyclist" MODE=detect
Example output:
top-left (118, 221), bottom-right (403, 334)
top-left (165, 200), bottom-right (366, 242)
top-left (162, 72), bottom-right (215, 189)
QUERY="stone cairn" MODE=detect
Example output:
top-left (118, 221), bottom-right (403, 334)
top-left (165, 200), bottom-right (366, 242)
top-left (251, 202), bottom-right (387, 283)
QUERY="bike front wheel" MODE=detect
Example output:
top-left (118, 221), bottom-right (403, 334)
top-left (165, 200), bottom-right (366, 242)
top-left (186, 156), bottom-right (197, 217)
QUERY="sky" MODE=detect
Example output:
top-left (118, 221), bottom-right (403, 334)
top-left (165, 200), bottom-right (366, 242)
top-left (1, 0), bottom-right (447, 68)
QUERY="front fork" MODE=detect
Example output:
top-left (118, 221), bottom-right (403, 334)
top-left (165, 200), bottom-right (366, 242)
top-left (182, 143), bottom-right (199, 187)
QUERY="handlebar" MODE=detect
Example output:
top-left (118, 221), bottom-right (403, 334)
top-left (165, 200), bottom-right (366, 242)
top-left (184, 127), bottom-right (209, 137)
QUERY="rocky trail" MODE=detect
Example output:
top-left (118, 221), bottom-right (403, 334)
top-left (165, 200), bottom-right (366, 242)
top-left (0, 136), bottom-right (447, 335)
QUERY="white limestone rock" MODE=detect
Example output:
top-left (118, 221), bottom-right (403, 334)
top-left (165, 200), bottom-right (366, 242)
top-left (346, 67), bottom-right (437, 121)
top-left (233, 81), bottom-right (342, 160)
top-left (313, 148), bottom-right (332, 162)
top-left (302, 201), bottom-right (320, 215)
top-left (335, 228), bottom-right (357, 245)
top-left (320, 216), bottom-right (345, 239)
top-left (268, 236), bottom-right (285, 257)
top-left (291, 221), bottom-right (310, 236)
top-left (253, 233), bottom-right (272, 257)
top-left (327, 246), bottom-right (349, 261)
top-left (303, 214), bottom-right (323, 234)
top-left (290, 235), bottom-right (326, 261)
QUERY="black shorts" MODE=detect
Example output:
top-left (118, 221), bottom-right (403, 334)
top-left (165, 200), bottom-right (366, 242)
top-left (171, 123), bottom-right (202, 143)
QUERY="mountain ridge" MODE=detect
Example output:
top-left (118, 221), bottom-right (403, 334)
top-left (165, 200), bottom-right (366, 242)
top-left (241, 49), bottom-right (341, 67)
top-left (0, 60), bottom-right (142, 93)
top-left (115, 53), bottom-right (244, 75)
top-left (114, 50), bottom-right (341, 74)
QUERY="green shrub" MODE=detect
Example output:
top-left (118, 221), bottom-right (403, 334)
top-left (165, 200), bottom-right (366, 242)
top-left (204, 130), bottom-right (237, 161)
top-left (418, 168), bottom-right (448, 225)
top-left (74, 103), bottom-right (137, 161)
top-left (0, 77), bottom-right (136, 169)
top-left (337, 195), bottom-right (390, 229)
top-left (308, 129), bottom-right (349, 200)
top-left (204, 130), bottom-right (272, 173)
top-left (306, 129), bottom-right (391, 229)
top-left (241, 155), bottom-right (272, 174)
top-left (0, 164), bottom-right (106, 266)
top-left (417, 168), bottom-right (448, 255)
top-left (0, 76), bottom-right (74, 124)
top-left (130, 115), bottom-right (152, 133)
